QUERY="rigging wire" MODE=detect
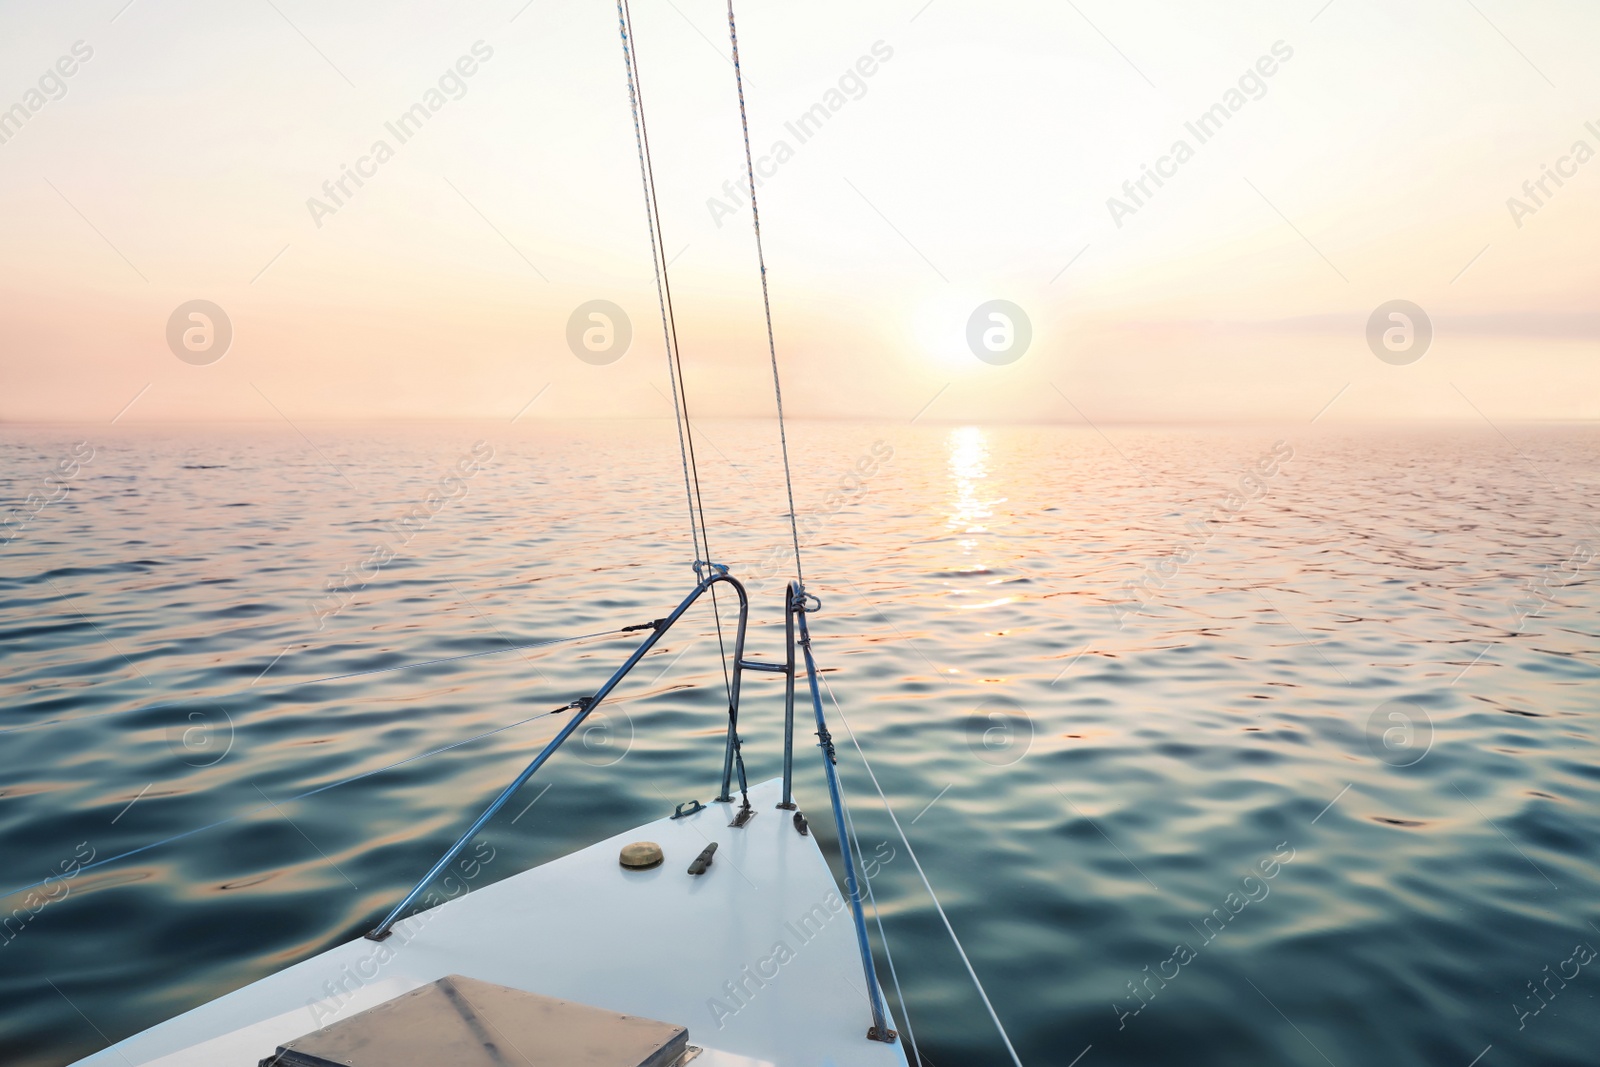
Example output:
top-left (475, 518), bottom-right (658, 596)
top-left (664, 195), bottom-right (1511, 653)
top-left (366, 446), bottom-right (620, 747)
top-left (722, 4), bottom-right (934, 1043)
top-left (725, 0), bottom-right (805, 593)
top-left (821, 672), bottom-right (1027, 1067)
top-left (616, 0), bottom-right (701, 571)
top-left (616, 0), bottom-right (739, 793)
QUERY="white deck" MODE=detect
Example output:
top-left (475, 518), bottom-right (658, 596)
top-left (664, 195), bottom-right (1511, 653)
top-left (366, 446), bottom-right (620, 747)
top-left (73, 778), bottom-right (908, 1067)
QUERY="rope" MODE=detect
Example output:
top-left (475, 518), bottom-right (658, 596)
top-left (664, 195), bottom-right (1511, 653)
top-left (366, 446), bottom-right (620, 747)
top-left (725, 0), bottom-right (805, 593)
top-left (0, 627), bottom-right (632, 737)
top-left (616, 0), bottom-right (738, 776)
top-left (820, 673), bottom-right (1026, 1067)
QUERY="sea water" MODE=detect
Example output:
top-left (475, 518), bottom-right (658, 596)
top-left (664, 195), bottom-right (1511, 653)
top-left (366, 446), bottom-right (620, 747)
top-left (1, 420), bottom-right (1596, 1065)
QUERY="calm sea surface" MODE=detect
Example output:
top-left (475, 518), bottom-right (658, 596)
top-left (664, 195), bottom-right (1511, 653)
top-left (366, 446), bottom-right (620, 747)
top-left (2, 420), bottom-right (1597, 1066)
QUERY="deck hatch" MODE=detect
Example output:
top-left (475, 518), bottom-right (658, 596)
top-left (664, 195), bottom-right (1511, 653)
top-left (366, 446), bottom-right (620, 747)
top-left (261, 974), bottom-right (689, 1067)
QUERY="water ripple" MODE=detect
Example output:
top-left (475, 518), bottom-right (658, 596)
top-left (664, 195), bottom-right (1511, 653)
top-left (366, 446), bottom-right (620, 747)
top-left (1, 422), bottom-right (1598, 1066)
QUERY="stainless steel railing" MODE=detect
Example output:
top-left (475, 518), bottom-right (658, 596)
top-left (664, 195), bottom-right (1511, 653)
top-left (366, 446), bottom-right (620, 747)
top-left (363, 572), bottom-right (895, 1042)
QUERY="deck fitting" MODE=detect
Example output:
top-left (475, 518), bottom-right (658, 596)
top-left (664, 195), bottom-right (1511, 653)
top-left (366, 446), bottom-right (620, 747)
top-left (687, 842), bottom-right (718, 875)
top-left (671, 800), bottom-right (704, 820)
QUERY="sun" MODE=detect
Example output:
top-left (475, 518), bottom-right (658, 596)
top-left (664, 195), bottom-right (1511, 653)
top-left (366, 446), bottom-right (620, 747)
top-left (909, 291), bottom-right (991, 373)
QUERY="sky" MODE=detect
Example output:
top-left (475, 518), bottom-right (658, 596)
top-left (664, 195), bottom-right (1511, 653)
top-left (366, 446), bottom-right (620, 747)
top-left (1, 0), bottom-right (1597, 424)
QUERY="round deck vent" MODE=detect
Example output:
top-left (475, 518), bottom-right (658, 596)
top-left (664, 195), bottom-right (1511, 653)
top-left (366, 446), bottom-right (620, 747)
top-left (618, 841), bottom-right (663, 870)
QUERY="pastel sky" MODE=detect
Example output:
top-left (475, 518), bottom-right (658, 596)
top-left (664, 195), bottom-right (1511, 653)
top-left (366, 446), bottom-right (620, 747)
top-left (1, 0), bottom-right (1597, 424)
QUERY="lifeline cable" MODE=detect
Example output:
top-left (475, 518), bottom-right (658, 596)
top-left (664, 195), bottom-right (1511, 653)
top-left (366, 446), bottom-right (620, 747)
top-left (839, 762), bottom-right (924, 1063)
top-left (822, 672), bottom-right (1027, 1066)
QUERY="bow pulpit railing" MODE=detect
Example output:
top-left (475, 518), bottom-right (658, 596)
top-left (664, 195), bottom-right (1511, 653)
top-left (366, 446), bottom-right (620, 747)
top-left (363, 573), bottom-right (896, 1044)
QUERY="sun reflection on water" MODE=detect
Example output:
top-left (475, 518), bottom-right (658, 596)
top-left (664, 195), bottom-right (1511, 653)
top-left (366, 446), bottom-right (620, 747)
top-left (945, 426), bottom-right (1013, 611)
top-left (947, 425), bottom-right (994, 545)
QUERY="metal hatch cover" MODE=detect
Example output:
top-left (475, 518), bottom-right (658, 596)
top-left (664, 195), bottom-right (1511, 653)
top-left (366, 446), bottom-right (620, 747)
top-left (260, 974), bottom-right (690, 1067)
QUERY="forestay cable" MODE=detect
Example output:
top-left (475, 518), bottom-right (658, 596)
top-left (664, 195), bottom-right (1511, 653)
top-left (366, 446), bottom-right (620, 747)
top-left (725, 0), bottom-right (805, 593)
top-left (616, 0), bottom-right (740, 792)
top-left (616, 0), bottom-right (703, 570)
top-left (723, 6), bottom-right (929, 1047)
